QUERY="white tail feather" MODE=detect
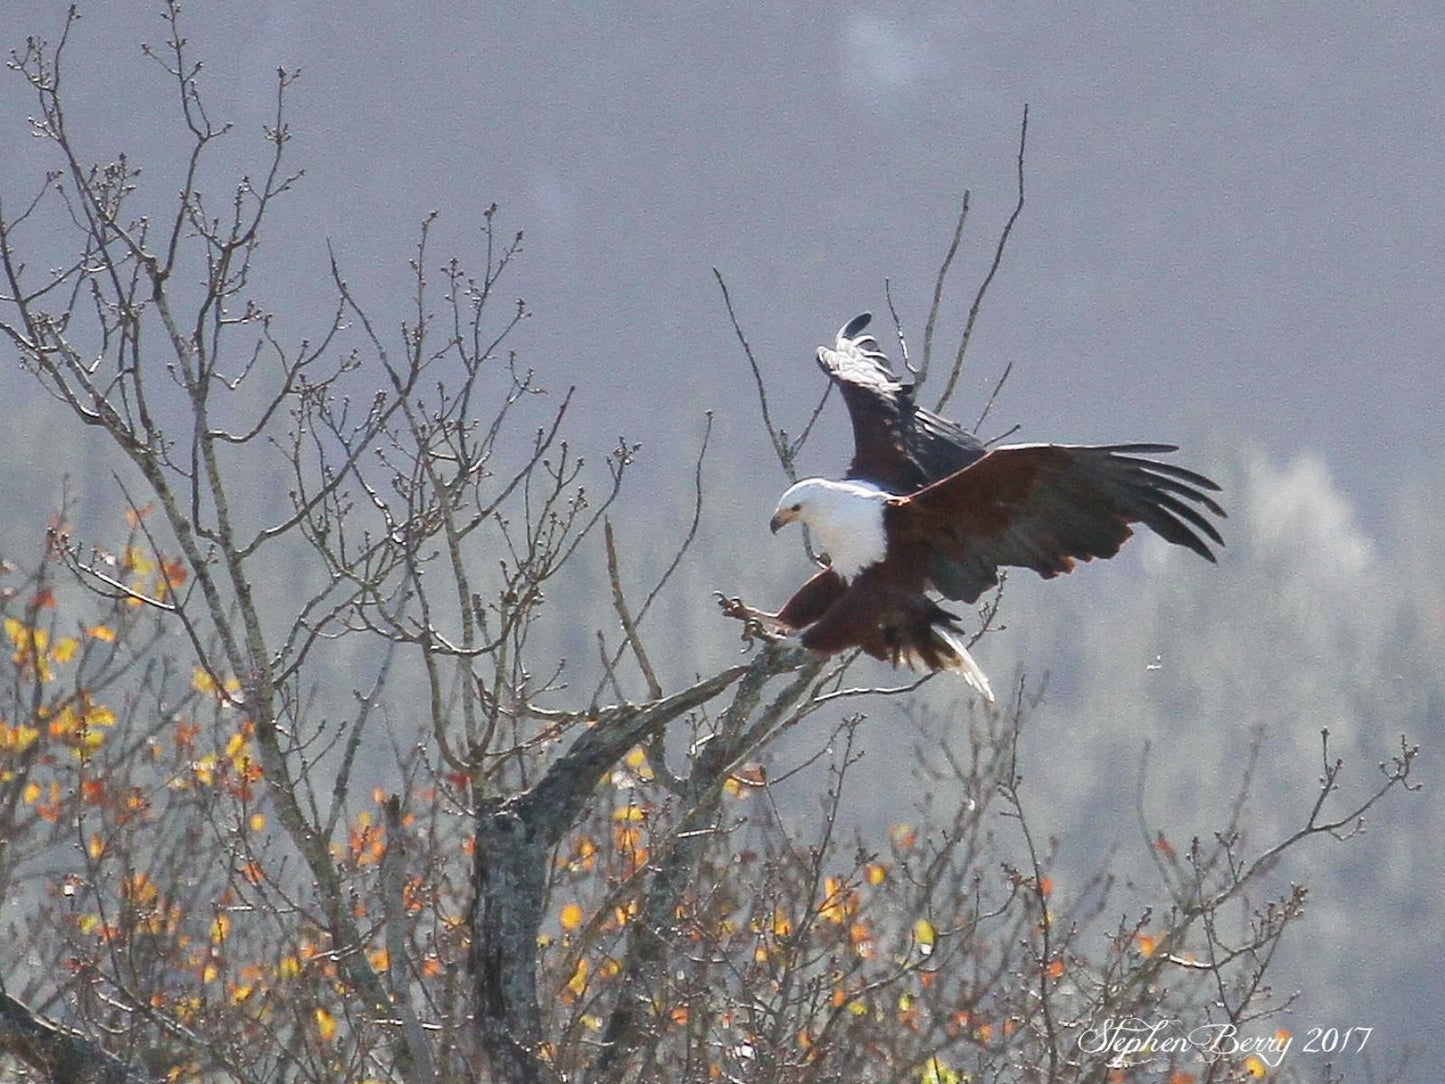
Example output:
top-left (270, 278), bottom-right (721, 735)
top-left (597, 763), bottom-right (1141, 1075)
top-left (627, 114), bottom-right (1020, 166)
top-left (931, 625), bottom-right (995, 702)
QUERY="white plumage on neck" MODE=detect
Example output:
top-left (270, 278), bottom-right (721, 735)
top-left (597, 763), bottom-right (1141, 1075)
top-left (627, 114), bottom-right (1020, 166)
top-left (772, 478), bottom-right (891, 580)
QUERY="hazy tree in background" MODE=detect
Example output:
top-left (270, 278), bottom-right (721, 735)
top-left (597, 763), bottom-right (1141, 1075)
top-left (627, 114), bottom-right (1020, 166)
top-left (0, 7), bottom-right (1418, 1083)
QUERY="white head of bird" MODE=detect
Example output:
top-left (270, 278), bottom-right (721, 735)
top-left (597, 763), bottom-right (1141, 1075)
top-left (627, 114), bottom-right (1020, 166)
top-left (769, 478), bottom-right (891, 580)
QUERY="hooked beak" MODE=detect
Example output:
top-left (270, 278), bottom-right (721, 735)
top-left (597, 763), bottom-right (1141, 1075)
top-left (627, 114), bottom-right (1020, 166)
top-left (769, 508), bottom-right (796, 534)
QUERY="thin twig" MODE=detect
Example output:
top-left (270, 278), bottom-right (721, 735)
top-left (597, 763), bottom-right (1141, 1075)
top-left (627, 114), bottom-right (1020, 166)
top-left (884, 278), bottom-right (914, 376)
top-left (603, 518), bottom-right (662, 701)
top-left (935, 104), bottom-right (1029, 412)
top-left (920, 192), bottom-right (969, 389)
top-left (714, 268), bottom-right (792, 477)
top-left (973, 360), bottom-right (1013, 435)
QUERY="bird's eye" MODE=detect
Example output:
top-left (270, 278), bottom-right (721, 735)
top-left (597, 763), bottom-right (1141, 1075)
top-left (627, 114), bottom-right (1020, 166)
top-left (791, 503), bottom-right (801, 512)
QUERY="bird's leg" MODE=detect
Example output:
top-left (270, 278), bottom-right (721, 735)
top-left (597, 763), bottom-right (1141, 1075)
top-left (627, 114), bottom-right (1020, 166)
top-left (714, 593), bottom-right (797, 646)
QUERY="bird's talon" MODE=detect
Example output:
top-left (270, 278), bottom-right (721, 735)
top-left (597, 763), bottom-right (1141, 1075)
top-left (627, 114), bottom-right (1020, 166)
top-left (716, 594), bottom-right (793, 647)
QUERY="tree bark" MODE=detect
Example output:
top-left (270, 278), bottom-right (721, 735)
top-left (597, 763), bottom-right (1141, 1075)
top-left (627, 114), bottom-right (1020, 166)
top-left (0, 992), bottom-right (154, 1084)
top-left (468, 655), bottom-right (807, 1081)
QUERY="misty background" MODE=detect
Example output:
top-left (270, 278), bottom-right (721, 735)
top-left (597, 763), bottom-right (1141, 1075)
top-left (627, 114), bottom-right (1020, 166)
top-left (2, 4), bottom-right (1440, 1078)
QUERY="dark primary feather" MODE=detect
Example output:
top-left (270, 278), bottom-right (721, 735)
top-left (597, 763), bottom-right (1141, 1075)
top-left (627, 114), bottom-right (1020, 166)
top-left (887, 443), bottom-right (1226, 603)
top-left (816, 313), bottom-right (984, 493)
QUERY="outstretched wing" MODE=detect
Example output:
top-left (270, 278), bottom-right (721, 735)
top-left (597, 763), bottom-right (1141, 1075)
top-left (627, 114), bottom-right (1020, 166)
top-left (817, 313), bottom-right (985, 494)
top-left (886, 443), bottom-right (1226, 603)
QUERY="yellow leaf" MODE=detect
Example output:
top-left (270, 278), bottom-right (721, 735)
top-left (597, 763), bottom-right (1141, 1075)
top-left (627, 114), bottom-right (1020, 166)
top-left (1243, 1054), bottom-right (1267, 1078)
top-left (566, 957), bottom-right (589, 997)
top-left (122, 546), bottom-right (155, 576)
top-left (193, 753), bottom-right (218, 786)
top-left (278, 956), bottom-right (301, 979)
top-left (772, 908), bottom-right (792, 939)
top-left (560, 903), bottom-right (583, 931)
top-left (51, 637), bottom-right (79, 663)
top-left (84, 702), bottom-right (116, 728)
top-left (249, 813), bottom-right (266, 832)
top-left (819, 877), bottom-right (847, 924)
top-left (314, 1006), bottom-right (337, 1041)
top-left (88, 625), bottom-right (116, 642)
top-left (2, 724), bottom-right (41, 753)
top-left (913, 918), bottom-right (936, 955)
top-left (865, 863), bottom-right (887, 886)
top-left (127, 873), bottom-right (158, 906)
top-left (22, 781), bottom-right (41, 804)
top-left (211, 913), bottom-right (231, 944)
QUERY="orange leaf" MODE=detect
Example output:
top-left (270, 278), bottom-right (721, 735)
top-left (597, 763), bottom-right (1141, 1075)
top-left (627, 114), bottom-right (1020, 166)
top-left (888, 823), bottom-right (916, 852)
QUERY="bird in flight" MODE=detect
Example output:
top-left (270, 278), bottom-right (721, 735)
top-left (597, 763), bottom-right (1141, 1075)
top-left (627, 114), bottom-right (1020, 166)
top-left (723, 313), bottom-right (1225, 700)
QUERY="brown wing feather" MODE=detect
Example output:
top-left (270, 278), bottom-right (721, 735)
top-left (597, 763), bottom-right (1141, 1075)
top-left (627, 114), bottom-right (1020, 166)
top-left (775, 569), bottom-right (847, 630)
top-left (886, 443), bottom-right (1226, 603)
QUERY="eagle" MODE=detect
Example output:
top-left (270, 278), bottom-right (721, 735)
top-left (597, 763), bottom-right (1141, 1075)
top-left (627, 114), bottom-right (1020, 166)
top-left (729, 313), bottom-right (1225, 701)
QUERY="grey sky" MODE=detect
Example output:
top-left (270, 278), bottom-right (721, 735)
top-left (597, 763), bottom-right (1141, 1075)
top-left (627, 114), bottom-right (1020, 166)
top-left (4, 4), bottom-right (1440, 520)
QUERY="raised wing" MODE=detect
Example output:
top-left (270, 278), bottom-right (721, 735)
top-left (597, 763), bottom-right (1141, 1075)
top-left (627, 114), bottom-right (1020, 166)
top-left (817, 313), bottom-right (984, 494)
top-left (887, 443), bottom-right (1225, 602)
